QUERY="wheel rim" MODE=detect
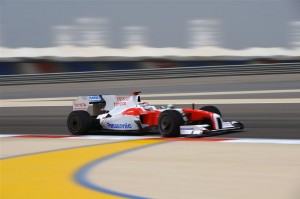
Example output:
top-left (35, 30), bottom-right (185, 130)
top-left (160, 115), bottom-right (171, 132)
top-left (69, 115), bottom-right (81, 131)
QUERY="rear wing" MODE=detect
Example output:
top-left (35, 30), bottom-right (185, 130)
top-left (72, 93), bottom-right (140, 116)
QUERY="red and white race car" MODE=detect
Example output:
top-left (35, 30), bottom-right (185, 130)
top-left (67, 91), bottom-right (244, 137)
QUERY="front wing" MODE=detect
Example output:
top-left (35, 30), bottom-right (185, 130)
top-left (180, 121), bottom-right (243, 136)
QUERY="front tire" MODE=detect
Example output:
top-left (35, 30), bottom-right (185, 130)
top-left (200, 106), bottom-right (222, 117)
top-left (67, 111), bottom-right (92, 135)
top-left (158, 110), bottom-right (184, 137)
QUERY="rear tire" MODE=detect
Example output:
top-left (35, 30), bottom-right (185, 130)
top-left (67, 111), bottom-right (92, 135)
top-left (158, 110), bottom-right (184, 137)
top-left (200, 106), bottom-right (222, 117)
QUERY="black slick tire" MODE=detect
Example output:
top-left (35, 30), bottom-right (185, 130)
top-left (67, 111), bottom-right (92, 135)
top-left (200, 106), bottom-right (222, 117)
top-left (158, 110), bottom-right (184, 137)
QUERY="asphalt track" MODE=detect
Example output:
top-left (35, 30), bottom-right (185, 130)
top-left (1, 73), bottom-right (300, 139)
top-left (1, 104), bottom-right (300, 139)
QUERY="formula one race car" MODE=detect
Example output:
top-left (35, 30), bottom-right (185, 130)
top-left (67, 91), bottom-right (244, 137)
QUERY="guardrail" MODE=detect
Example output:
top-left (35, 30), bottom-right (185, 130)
top-left (1, 63), bottom-right (300, 86)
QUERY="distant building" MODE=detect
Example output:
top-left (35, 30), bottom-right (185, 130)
top-left (76, 18), bottom-right (107, 47)
top-left (53, 26), bottom-right (75, 46)
top-left (290, 21), bottom-right (300, 48)
top-left (124, 26), bottom-right (147, 47)
top-left (188, 19), bottom-right (220, 48)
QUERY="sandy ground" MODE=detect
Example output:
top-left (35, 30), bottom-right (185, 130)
top-left (0, 138), bottom-right (115, 158)
top-left (88, 141), bottom-right (300, 199)
top-left (1, 138), bottom-right (300, 199)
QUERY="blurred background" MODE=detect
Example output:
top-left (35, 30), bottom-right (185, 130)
top-left (0, 0), bottom-right (299, 75)
top-left (1, 3), bottom-right (300, 198)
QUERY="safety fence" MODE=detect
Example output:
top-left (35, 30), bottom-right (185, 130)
top-left (1, 59), bottom-right (299, 76)
top-left (1, 63), bottom-right (299, 86)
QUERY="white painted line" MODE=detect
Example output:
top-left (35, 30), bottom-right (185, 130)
top-left (0, 101), bottom-right (73, 107)
top-left (1, 97), bottom-right (76, 102)
top-left (1, 89), bottom-right (300, 107)
top-left (143, 89), bottom-right (300, 97)
top-left (64, 135), bottom-right (158, 140)
top-left (1, 134), bottom-right (300, 144)
top-left (0, 134), bottom-right (21, 138)
top-left (0, 134), bottom-right (159, 140)
top-left (223, 139), bottom-right (300, 145)
top-left (1, 98), bottom-right (300, 107)
top-left (147, 98), bottom-right (300, 104)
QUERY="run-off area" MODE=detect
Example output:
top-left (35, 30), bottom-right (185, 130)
top-left (1, 138), bottom-right (300, 199)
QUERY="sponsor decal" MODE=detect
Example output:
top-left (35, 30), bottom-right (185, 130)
top-left (114, 101), bottom-right (126, 106)
top-left (74, 103), bottom-right (87, 107)
top-left (88, 96), bottom-right (101, 102)
top-left (73, 101), bottom-right (88, 110)
top-left (107, 123), bottom-right (132, 129)
top-left (113, 96), bottom-right (130, 106)
top-left (117, 97), bottom-right (130, 101)
top-left (180, 127), bottom-right (195, 130)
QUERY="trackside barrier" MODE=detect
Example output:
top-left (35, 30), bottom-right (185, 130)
top-left (1, 63), bottom-right (300, 86)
